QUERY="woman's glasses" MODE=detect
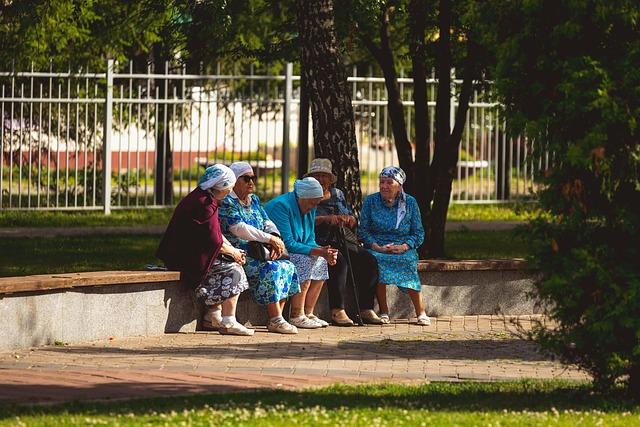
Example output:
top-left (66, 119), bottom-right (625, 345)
top-left (240, 175), bottom-right (257, 183)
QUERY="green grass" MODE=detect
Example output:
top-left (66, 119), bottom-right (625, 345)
top-left (1, 382), bottom-right (638, 426)
top-left (445, 230), bottom-right (528, 259)
top-left (0, 203), bottom-right (533, 228)
top-left (446, 203), bottom-right (538, 222)
top-left (0, 235), bottom-right (162, 277)
top-left (0, 209), bottom-right (174, 228)
top-left (0, 230), bottom-right (526, 277)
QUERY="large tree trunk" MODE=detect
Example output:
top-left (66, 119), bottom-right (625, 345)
top-left (409, 0), bottom-right (431, 256)
top-left (427, 0), bottom-right (477, 257)
top-left (361, 3), bottom-right (415, 193)
top-left (298, 0), bottom-right (362, 212)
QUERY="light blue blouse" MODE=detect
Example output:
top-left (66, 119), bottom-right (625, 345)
top-left (264, 192), bottom-right (319, 255)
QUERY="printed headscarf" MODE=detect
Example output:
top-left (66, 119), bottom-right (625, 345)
top-left (293, 177), bottom-right (324, 199)
top-left (198, 164), bottom-right (236, 191)
top-left (380, 166), bottom-right (406, 185)
top-left (229, 161), bottom-right (253, 178)
top-left (379, 166), bottom-right (407, 229)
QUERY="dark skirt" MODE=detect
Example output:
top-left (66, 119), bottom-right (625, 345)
top-left (195, 257), bottom-right (249, 306)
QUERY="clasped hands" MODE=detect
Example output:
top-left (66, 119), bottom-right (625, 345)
top-left (268, 235), bottom-right (286, 260)
top-left (310, 245), bottom-right (339, 265)
top-left (371, 242), bottom-right (409, 254)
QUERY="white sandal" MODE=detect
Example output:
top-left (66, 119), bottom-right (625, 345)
top-left (416, 314), bottom-right (431, 326)
top-left (379, 313), bottom-right (390, 324)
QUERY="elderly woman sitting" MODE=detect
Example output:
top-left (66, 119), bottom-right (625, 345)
top-left (358, 166), bottom-right (431, 326)
top-left (306, 158), bottom-right (382, 326)
top-left (218, 162), bottom-right (301, 334)
top-left (265, 177), bottom-right (338, 329)
top-left (156, 164), bottom-right (254, 336)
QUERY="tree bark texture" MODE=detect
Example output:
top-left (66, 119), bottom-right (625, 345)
top-left (298, 0), bottom-right (362, 212)
top-left (153, 46), bottom-right (173, 205)
top-left (408, 0), bottom-right (431, 247)
top-left (426, 0), bottom-right (477, 257)
top-left (360, 3), bottom-right (415, 193)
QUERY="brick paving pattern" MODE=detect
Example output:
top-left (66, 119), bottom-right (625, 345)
top-left (0, 315), bottom-right (588, 404)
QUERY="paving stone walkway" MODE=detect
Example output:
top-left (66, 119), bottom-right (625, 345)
top-left (0, 315), bottom-right (588, 405)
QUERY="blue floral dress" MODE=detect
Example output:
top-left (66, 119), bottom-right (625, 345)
top-left (219, 194), bottom-right (300, 305)
top-left (358, 192), bottom-right (424, 291)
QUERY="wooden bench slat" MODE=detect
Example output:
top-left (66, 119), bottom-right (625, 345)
top-left (0, 271), bottom-right (181, 295)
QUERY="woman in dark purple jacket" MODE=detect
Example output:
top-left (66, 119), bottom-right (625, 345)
top-left (156, 164), bottom-right (254, 336)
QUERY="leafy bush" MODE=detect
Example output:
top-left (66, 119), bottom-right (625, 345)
top-left (485, 1), bottom-right (640, 394)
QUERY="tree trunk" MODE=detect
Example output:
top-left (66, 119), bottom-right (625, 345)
top-left (361, 4), bottom-right (414, 193)
top-left (427, 0), bottom-right (477, 257)
top-left (153, 46), bottom-right (173, 205)
top-left (298, 0), bottom-right (362, 213)
top-left (409, 0), bottom-right (431, 256)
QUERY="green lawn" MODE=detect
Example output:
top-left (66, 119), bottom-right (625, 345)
top-left (1, 382), bottom-right (638, 426)
top-left (0, 203), bottom-right (536, 228)
top-left (0, 230), bottom-right (527, 277)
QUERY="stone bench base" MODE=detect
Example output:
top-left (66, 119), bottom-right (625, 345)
top-left (0, 260), bottom-right (542, 351)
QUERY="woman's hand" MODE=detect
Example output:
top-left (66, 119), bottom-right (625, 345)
top-left (311, 246), bottom-right (338, 265)
top-left (371, 243), bottom-right (389, 253)
top-left (269, 235), bottom-right (285, 259)
top-left (232, 248), bottom-right (246, 265)
top-left (388, 243), bottom-right (409, 254)
top-left (338, 215), bottom-right (357, 228)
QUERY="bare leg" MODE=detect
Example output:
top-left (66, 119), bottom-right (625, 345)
top-left (408, 289), bottom-right (425, 316)
top-left (279, 299), bottom-right (287, 311)
top-left (221, 294), bottom-right (239, 317)
top-left (290, 280), bottom-right (310, 318)
top-left (267, 301), bottom-right (283, 318)
top-left (206, 303), bottom-right (222, 316)
top-left (304, 280), bottom-right (325, 316)
top-left (376, 283), bottom-right (389, 314)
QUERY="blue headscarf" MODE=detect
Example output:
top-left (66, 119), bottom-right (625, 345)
top-left (198, 164), bottom-right (236, 191)
top-left (294, 177), bottom-right (324, 199)
top-left (379, 166), bottom-right (407, 229)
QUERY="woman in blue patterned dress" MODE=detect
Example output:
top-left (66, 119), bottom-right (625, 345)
top-left (358, 166), bottom-right (431, 326)
top-left (219, 162), bottom-right (301, 334)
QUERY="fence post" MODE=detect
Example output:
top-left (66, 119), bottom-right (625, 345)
top-left (103, 59), bottom-right (114, 215)
top-left (449, 67), bottom-right (456, 133)
top-left (281, 62), bottom-right (293, 194)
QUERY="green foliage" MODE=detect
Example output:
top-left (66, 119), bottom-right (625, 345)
top-left (483, 0), bottom-right (640, 393)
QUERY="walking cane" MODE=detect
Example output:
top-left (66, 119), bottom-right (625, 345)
top-left (338, 226), bottom-right (364, 326)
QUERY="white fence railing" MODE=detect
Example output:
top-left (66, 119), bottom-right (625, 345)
top-left (0, 61), bottom-right (544, 212)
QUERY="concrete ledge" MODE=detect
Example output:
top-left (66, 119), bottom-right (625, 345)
top-left (0, 259), bottom-right (541, 351)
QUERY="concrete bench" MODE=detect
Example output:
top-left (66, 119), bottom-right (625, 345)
top-left (0, 259), bottom-right (540, 351)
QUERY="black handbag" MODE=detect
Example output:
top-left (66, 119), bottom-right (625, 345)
top-left (247, 234), bottom-right (289, 261)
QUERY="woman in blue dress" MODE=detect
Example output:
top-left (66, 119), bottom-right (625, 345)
top-left (358, 166), bottom-right (431, 326)
top-left (219, 162), bottom-right (301, 334)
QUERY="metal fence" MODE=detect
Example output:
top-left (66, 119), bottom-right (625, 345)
top-left (1, 60), bottom-right (544, 212)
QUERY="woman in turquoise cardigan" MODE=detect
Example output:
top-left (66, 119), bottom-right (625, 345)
top-left (265, 177), bottom-right (338, 329)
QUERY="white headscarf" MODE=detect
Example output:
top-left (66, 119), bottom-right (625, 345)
top-left (229, 161), bottom-right (254, 178)
top-left (198, 164), bottom-right (236, 191)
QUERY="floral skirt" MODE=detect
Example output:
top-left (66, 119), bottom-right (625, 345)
top-left (244, 257), bottom-right (300, 305)
top-left (289, 253), bottom-right (329, 282)
top-left (195, 257), bottom-right (249, 306)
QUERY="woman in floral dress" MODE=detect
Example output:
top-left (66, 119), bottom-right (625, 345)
top-left (219, 162), bottom-right (301, 334)
top-left (358, 166), bottom-right (431, 326)
top-left (156, 164), bottom-right (254, 336)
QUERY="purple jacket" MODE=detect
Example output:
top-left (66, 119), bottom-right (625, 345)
top-left (156, 187), bottom-right (223, 285)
